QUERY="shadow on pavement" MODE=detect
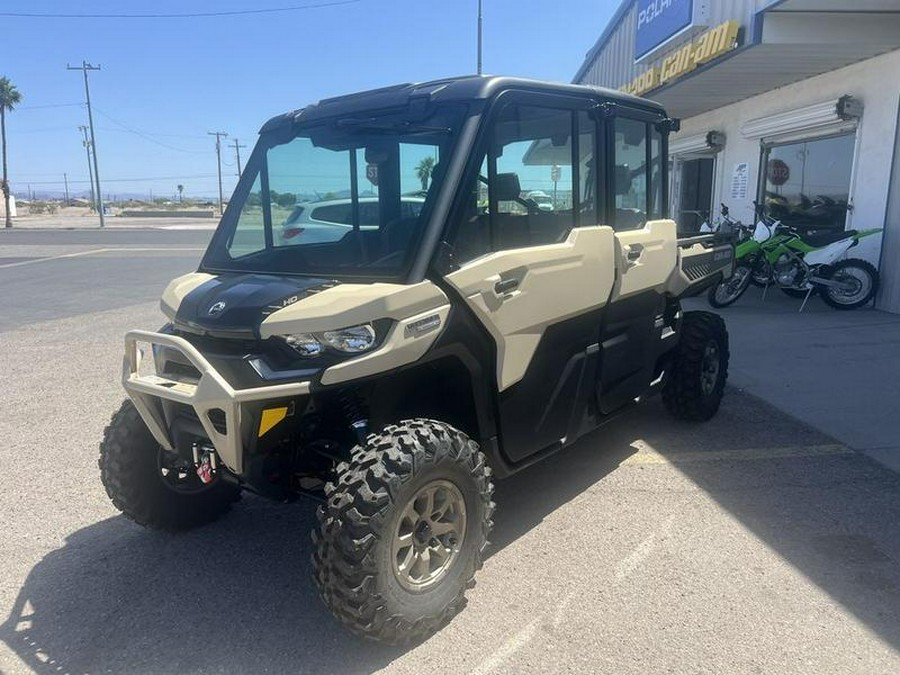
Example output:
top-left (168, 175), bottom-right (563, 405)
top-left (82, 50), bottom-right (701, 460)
top-left (636, 392), bottom-right (900, 652)
top-left (0, 423), bottom-right (636, 674)
top-left (3, 390), bottom-right (899, 672)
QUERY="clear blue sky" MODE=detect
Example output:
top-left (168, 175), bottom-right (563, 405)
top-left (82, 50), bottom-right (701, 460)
top-left (1, 0), bottom-right (619, 201)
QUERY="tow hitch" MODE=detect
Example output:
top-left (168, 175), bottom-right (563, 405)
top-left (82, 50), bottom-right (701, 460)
top-left (192, 442), bottom-right (218, 484)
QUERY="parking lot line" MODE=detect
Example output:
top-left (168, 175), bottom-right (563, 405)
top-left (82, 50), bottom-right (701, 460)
top-left (622, 443), bottom-right (852, 466)
top-left (0, 247), bottom-right (205, 270)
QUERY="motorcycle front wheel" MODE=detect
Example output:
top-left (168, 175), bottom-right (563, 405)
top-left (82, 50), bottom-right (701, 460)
top-left (708, 265), bottom-right (753, 308)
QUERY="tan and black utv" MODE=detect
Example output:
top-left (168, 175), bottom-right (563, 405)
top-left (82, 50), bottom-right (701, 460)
top-left (100, 76), bottom-right (734, 644)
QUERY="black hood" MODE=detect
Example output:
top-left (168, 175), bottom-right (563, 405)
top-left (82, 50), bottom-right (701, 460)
top-left (173, 274), bottom-right (337, 338)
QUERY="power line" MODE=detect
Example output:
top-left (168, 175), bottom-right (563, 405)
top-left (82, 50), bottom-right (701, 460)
top-left (1, 1), bottom-right (361, 19)
top-left (18, 102), bottom-right (83, 110)
top-left (92, 108), bottom-right (209, 154)
top-left (21, 174), bottom-right (219, 185)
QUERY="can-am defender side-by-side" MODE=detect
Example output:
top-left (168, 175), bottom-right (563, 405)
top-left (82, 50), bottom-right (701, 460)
top-left (99, 76), bottom-right (734, 644)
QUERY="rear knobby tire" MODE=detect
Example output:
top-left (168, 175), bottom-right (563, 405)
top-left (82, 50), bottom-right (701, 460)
top-left (663, 311), bottom-right (729, 422)
top-left (312, 419), bottom-right (494, 645)
top-left (99, 399), bottom-right (240, 531)
top-left (820, 258), bottom-right (878, 310)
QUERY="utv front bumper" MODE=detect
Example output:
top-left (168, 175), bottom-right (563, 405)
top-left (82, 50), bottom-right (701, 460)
top-left (122, 330), bottom-right (310, 474)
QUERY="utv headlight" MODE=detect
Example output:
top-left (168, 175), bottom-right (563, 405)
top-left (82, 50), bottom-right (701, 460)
top-left (322, 324), bottom-right (377, 353)
top-left (283, 323), bottom-right (378, 357)
top-left (284, 333), bottom-right (326, 357)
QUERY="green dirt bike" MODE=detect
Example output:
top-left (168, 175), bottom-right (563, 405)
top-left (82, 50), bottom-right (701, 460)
top-left (708, 204), bottom-right (881, 310)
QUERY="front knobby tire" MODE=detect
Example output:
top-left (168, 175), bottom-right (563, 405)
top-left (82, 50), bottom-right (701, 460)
top-left (820, 259), bottom-right (879, 310)
top-left (99, 400), bottom-right (240, 531)
top-left (312, 419), bottom-right (494, 645)
top-left (708, 265), bottom-right (752, 308)
top-left (663, 311), bottom-right (729, 422)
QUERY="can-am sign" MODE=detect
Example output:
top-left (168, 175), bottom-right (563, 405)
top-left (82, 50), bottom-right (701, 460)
top-left (622, 20), bottom-right (740, 97)
top-left (635, 0), bottom-right (695, 60)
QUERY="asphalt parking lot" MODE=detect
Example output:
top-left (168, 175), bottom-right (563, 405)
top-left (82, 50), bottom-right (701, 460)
top-left (1, 228), bottom-right (899, 674)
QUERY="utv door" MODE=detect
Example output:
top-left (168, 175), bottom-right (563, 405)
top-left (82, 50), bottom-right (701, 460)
top-left (441, 95), bottom-right (616, 463)
top-left (596, 113), bottom-right (676, 414)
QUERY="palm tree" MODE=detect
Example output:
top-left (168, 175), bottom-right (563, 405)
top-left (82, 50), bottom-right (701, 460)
top-left (0, 77), bottom-right (22, 228)
top-left (415, 156), bottom-right (435, 192)
top-left (177, 184), bottom-right (184, 203)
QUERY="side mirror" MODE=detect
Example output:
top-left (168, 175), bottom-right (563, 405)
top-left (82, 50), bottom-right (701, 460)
top-left (494, 173), bottom-right (521, 202)
top-left (615, 165), bottom-right (632, 195)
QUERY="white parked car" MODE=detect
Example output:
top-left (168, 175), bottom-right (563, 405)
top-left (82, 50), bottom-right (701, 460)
top-left (525, 190), bottom-right (554, 211)
top-left (279, 197), bottom-right (425, 245)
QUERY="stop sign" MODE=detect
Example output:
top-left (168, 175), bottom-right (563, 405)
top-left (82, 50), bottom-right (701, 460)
top-left (767, 159), bottom-right (790, 186)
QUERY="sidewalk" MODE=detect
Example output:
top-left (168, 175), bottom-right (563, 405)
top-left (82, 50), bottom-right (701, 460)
top-left (686, 286), bottom-right (900, 472)
top-left (4, 209), bottom-right (218, 230)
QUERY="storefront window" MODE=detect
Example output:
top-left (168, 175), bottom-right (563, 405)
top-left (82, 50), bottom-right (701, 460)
top-left (761, 133), bottom-right (855, 230)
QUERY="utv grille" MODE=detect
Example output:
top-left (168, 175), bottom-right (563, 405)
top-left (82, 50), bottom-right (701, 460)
top-left (683, 263), bottom-right (713, 281)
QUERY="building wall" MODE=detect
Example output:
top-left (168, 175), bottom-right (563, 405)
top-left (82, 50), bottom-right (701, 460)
top-left (578, 0), bottom-right (762, 89)
top-left (672, 49), bottom-right (900, 309)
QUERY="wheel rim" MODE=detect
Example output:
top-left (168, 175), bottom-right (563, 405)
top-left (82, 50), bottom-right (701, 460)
top-left (828, 267), bottom-right (870, 304)
top-left (157, 448), bottom-right (209, 494)
top-left (392, 479), bottom-right (467, 592)
top-left (700, 341), bottom-right (720, 395)
top-left (715, 266), bottom-right (750, 303)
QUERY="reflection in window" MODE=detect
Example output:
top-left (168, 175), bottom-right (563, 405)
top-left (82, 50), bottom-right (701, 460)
top-left (450, 104), bottom-right (592, 265)
top-left (228, 173), bottom-right (267, 258)
top-left (614, 117), bottom-right (648, 231)
top-left (762, 133), bottom-right (854, 230)
top-left (650, 126), bottom-right (663, 219)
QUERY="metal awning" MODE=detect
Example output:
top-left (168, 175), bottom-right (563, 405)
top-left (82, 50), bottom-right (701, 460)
top-left (647, 5), bottom-right (900, 119)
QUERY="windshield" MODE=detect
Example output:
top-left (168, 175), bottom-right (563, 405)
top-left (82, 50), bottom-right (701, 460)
top-left (201, 104), bottom-right (467, 280)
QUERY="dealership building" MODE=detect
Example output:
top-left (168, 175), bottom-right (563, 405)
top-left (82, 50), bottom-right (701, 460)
top-left (575, 0), bottom-right (900, 313)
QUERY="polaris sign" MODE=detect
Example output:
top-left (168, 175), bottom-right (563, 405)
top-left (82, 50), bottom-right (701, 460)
top-left (635, 0), bottom-right (706, 61)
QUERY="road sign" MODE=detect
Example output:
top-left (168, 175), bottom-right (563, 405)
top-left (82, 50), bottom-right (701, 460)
top-left (550, 164), bottom-right (561, 183)
top-left (366, 164), bottom-right (379, 186)
top-left (767, 159), bottom-right (790, 186)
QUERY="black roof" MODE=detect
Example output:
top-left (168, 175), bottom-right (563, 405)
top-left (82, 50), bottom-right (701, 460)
top-left (260, 75), bottom-right (666, 133)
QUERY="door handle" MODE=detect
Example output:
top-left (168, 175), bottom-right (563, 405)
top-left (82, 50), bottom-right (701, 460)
top-left (494, 278), bottom-right (519, 295)
top-left (625, 244), bottom-right (643, 263)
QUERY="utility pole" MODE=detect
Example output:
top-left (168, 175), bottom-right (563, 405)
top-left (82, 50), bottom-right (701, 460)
top-left (78, 125), bottom-right (96, 211)
top-left (477, 0), bottom-right (483, 75)
top-left (208, 131), bottom-right (228, 214)
top-left (232, 138), bottom-right (246, 177)
top-left (68, 61), bottom-right (105, 227)
top-left (63, 173), bottom-right (69, 204)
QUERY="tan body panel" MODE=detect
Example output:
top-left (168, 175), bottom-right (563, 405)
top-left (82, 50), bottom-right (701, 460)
top-left (611, 219), bottom-right (678, 300)
top-left (445, 226), bottom-right (617, 391)
top-left (259, 281), bottom-right (448, 337)
top-left (160, 272), bottom-right (216, 321)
